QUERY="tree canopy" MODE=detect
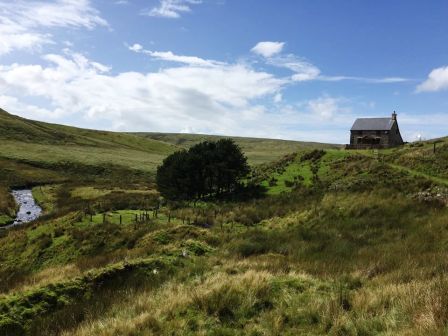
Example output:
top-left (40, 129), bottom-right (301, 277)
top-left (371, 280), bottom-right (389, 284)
top-left (156, 139), bottom-right (249, 201)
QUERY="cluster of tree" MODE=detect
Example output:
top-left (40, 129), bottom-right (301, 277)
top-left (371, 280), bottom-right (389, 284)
top-left (156, 139), bottom-right (250, 201)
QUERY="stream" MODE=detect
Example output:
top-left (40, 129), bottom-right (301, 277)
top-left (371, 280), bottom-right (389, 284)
top-left (8, 189), bottom-right (42, 227)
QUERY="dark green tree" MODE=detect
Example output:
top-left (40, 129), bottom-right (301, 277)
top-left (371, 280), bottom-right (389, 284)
top-left (156, 150), bottom-right (193, 201)
top-left (156, 139), bottom-right (249, 201)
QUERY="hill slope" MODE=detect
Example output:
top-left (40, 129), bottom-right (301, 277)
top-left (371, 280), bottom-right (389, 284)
top-left (0, 109), bottom-right (177, 172)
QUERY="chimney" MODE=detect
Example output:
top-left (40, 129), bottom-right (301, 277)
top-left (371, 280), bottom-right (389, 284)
top-left (392, 111), bottom-right (397, 121)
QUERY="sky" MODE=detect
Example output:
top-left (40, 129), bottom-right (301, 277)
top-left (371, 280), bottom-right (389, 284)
top-left (0, 0), bottom-right (447, 144)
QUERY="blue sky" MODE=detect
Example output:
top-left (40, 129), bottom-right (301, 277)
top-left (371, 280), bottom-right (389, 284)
top-left (0, 0), bottom-right (447, 143)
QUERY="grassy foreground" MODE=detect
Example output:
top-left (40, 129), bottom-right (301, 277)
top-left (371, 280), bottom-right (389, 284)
top-left (1, 109), bottom-right (448, 335)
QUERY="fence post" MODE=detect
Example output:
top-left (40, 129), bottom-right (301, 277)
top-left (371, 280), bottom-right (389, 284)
top-left (120, 215), bottom-right (122, 225)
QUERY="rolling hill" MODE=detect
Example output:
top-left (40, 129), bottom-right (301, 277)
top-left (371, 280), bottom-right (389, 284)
top-left (0, 109), bottom-right (177, 173)
top-left (135, 132), bottom-right (340, 165)
top-left (0, 109), bottom-right (338, 172)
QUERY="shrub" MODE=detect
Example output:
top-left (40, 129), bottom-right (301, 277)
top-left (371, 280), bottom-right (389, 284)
top-left (182, 239), bottom-right (212, 256)
top-left (301, 149), bottom-right (326, 162)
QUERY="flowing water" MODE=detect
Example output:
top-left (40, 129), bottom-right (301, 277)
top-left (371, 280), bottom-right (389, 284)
top-left (9, 189), bottom-right (42, 227)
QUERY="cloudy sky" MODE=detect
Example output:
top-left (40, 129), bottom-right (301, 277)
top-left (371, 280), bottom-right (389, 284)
top-left (0, 0), bottom-right (447, 143)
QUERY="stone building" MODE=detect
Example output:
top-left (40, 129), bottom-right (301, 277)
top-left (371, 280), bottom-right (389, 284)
top-left (347, 112), bottom-right (404, 149)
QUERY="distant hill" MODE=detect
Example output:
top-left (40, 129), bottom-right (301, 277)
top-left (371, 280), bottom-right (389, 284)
top-left (0, 109), bottom-right (177, 174)
top-left (0, 108), bottom-right (339, 171)
top-left (134, 132), bottom-right (340, 165)
top-left (0, 108), bottom-right (176, 154)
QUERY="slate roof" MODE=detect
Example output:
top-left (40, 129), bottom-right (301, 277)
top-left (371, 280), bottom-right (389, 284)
top-left (351, 118), bottom-right (395, 131)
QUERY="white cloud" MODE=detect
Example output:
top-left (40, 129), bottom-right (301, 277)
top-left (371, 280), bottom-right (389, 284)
top-left (251, 41), bottom-right (408, 84)
top-left (129, 44), bottom-right (224, 67)
top-left (261, 54), bottom-right (320, 82)
top-left (0, 39), bottom-right (419, 143)
top-left (277, 57), bottom-right (321, 82)
top-left (0, 49), bottom-right (366, 143)
top-left (416, 66), bottom-right (448, 92)
top-left (318, 75), bottom-right (410, 83)
top-left (251, 42), bottom-right (321, 82)
top-left (142, 0), bottom-right (202, 18)
top-left (0, 94), bottom-right (55, 119)
top-left (0, 0), bottom-right (107, 55)
top-left (129, 43), bottom-right (143, 52)
top-left (251, 41), bottom-right (285, 58)
top-left (0, 52), bottom-right (286, 136)
top-left (308, 96), bottom-right (350, 120)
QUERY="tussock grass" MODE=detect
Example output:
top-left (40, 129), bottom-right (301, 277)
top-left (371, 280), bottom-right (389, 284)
top-left (0, 257), bottom-right (178, 335)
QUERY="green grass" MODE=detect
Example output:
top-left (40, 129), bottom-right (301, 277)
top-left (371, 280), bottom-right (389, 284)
top-left (0, 256), bottom-right (178, 335)
top-left (32, 185), bottom-right (58, 214)
top-left (388, 163), bottom-right (448, 186)
top-left (261, 160), bottom-right (313, 194)
top-left (0, 215), bottom-right (13, 227)
top-left (0, 109), bottom-right (176, 153)
top-left (259, 149), bottom-right (351, 195)
top-left (70, 186), bottom-right (157, 200)
top-left (0, 140), bottom-right (171, 173)
top-left (0, 109), bottom-right (177, 187)
top-left (0, 186), bottom-right (16, 226)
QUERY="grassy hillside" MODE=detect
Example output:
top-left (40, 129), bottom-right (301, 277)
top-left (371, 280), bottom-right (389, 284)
top-left (1, 109), bottom-right (448, 335)
top-left (388, 138), bottom-right (448, 181)
top-left (135, 132), bottom-right (340, 165)
top-left (0, 109), bottom-right (177, 175)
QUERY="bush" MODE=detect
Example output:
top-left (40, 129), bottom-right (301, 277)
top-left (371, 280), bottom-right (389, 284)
top-left (182, 239), bottom-right (213, 256)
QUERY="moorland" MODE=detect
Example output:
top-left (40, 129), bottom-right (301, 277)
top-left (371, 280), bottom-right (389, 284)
top-left (1, 108), bottom-right (448, 335)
